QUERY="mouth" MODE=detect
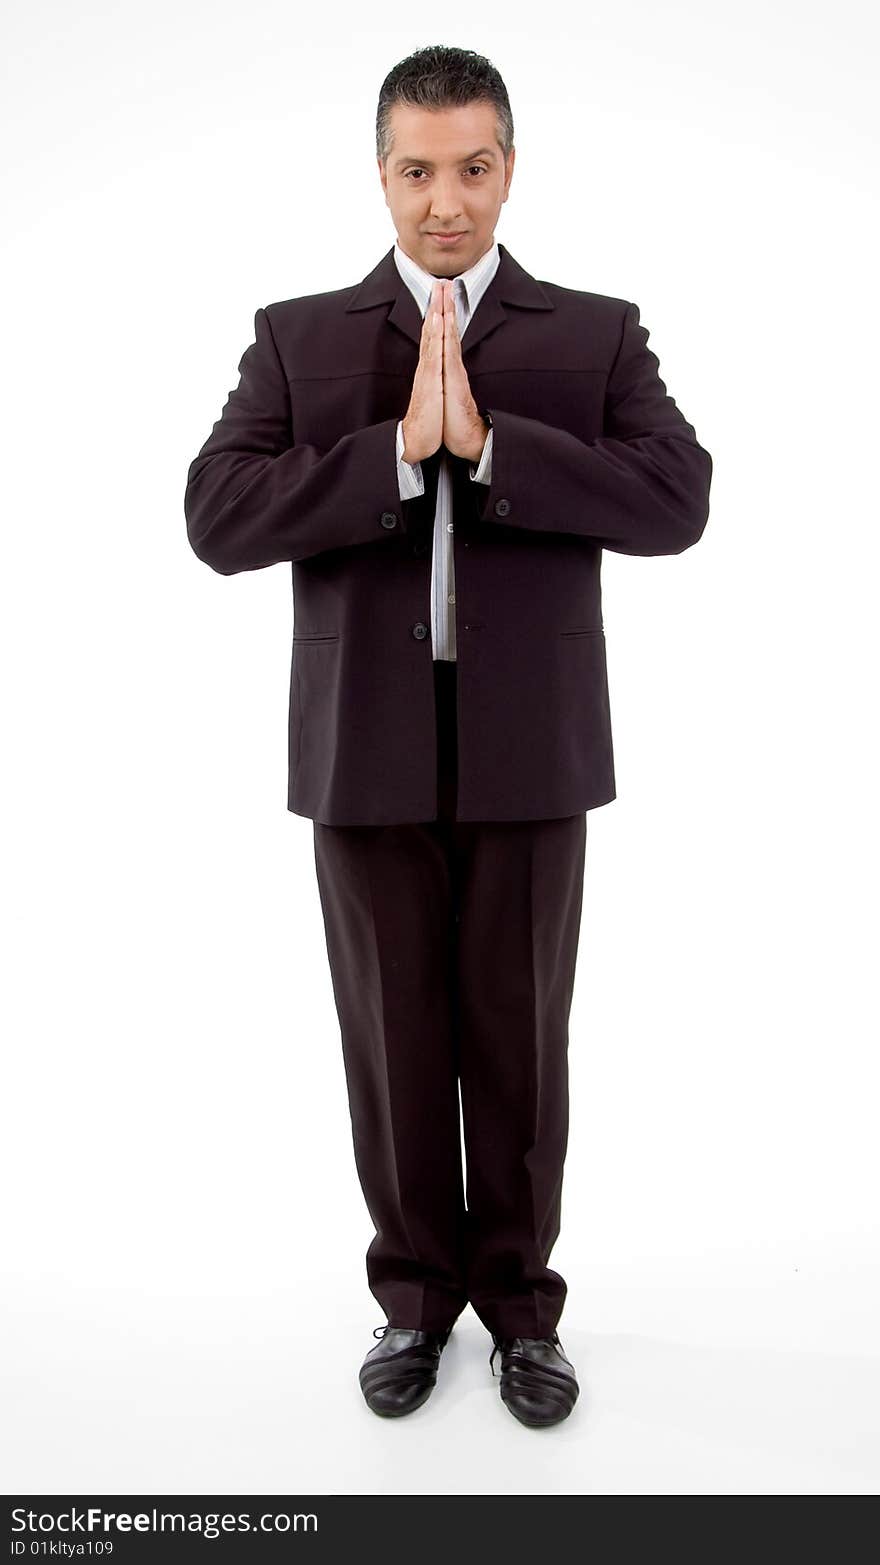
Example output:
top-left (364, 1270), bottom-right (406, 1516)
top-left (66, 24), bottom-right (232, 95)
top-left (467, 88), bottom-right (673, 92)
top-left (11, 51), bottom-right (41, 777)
top-left (428, 231), bottom-right (467, 242)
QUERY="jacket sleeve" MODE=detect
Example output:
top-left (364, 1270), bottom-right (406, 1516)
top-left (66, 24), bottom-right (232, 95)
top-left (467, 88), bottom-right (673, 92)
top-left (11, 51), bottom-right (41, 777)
top-left (185, 306), bottom-right (411, 574)
top-left (475, 301), bottom-right (712, 556)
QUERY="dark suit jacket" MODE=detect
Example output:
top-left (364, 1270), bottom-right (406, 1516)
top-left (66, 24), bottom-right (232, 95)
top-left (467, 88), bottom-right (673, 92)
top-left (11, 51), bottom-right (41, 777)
top-left (184, 242), bottom-right (712, 824)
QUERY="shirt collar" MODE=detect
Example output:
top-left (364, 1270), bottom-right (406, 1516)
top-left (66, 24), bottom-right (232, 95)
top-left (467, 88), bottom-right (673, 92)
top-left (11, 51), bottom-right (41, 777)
top-left (393, 237), bottom-right (501, 320)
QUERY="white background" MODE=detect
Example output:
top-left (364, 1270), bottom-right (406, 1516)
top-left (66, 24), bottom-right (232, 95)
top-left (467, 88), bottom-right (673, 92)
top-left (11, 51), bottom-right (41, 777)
top-left (2, 0), bottom-right (878, 1497)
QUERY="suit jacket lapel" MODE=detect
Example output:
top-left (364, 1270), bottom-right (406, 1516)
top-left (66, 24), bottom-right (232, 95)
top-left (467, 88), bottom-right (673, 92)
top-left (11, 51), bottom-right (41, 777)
top-left (345, 241), bottom-right (555, 362)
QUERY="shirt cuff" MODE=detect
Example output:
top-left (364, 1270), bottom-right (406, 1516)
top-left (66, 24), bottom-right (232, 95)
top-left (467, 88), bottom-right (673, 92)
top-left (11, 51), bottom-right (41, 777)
top-left (468, 424), bottom-right (493, 485)
top-left (396, 419), bottom-right (425, 499)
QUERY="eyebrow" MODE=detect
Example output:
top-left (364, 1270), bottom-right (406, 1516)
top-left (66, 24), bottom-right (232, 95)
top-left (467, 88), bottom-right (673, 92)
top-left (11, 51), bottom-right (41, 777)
top-left (393, 147), bottom-right (497, 170)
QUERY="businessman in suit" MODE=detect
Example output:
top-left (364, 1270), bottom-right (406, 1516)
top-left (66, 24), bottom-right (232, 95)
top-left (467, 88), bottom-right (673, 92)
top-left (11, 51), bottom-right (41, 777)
top-left (184, 43), bottom-right (712, 1429)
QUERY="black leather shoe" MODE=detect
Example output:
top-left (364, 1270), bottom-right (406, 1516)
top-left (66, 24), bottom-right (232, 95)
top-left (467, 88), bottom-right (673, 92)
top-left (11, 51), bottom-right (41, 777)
top-left (489, 1330), bottom-right (579, 1427)
top-left (359, 1323), bottom-right (453, 1417)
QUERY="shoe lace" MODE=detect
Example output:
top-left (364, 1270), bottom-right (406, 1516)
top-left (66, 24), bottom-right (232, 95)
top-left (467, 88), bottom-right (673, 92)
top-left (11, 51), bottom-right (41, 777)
top-left (371, 1322), bottom-right (430, 1339)
top-left (373, 1321), bottom-right (454, 1346)
top-left (489, 1329), bottom-right (561, 1377)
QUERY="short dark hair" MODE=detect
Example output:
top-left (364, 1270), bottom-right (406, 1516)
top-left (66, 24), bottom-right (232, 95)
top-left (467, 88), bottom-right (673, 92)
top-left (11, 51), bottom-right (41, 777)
top-left (376, 44), bottom-right (514, 166)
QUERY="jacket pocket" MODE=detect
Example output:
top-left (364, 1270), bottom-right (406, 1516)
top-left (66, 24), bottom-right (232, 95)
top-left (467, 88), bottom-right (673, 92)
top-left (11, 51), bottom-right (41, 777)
top-left (293, 631), bottom-right (340, 643)
top-left (560, 626), bottom-right (604, 638)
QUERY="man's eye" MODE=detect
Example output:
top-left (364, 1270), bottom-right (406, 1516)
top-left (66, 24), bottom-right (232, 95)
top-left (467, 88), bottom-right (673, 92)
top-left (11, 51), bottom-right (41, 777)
top-left (404, 167), bottom-right (487, 180)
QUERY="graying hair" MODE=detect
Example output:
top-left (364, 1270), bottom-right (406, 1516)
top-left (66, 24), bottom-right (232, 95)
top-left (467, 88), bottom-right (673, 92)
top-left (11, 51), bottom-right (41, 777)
top-left (376, 44), bottom-right (514, 166)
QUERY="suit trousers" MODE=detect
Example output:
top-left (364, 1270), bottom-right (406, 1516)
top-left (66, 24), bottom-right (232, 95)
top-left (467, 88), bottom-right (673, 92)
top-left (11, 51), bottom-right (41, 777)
top-left (312, 658), bottom-right (587, 1339)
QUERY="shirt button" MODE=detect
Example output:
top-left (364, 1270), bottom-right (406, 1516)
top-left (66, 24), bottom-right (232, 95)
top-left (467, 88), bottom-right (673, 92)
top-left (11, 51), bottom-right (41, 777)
top-left (447, 523), bottom-right (454, 533)
top-left (448, 593), bottom-right (455, 604)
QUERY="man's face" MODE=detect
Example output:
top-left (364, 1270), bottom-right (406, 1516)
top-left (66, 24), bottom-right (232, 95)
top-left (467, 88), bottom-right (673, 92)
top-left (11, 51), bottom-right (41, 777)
top-left (378, 102), bottom-right (515, 277)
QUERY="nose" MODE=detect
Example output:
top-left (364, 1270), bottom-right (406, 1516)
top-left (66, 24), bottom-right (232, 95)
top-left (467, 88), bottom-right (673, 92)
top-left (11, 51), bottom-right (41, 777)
top-left (429, 181), bottom-right (464, 225)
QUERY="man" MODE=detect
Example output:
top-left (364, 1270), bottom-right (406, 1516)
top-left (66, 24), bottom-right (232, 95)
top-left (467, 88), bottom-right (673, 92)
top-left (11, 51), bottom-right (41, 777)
top-left (184, 44), bottom-right (712, 1430)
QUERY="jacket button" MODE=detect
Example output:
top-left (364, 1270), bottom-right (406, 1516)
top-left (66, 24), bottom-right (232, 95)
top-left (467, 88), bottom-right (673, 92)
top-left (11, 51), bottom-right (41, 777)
top-left (494, 497), bottom-right (511, 516)
top-left (380, 511), bottom-right (398, 529)
top-left (412, 622), bottom-right (429, 640)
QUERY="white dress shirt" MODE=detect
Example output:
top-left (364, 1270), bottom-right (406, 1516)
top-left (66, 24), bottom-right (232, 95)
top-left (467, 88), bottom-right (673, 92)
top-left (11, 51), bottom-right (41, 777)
top-left (393, 238), bottom-right (499, 661)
